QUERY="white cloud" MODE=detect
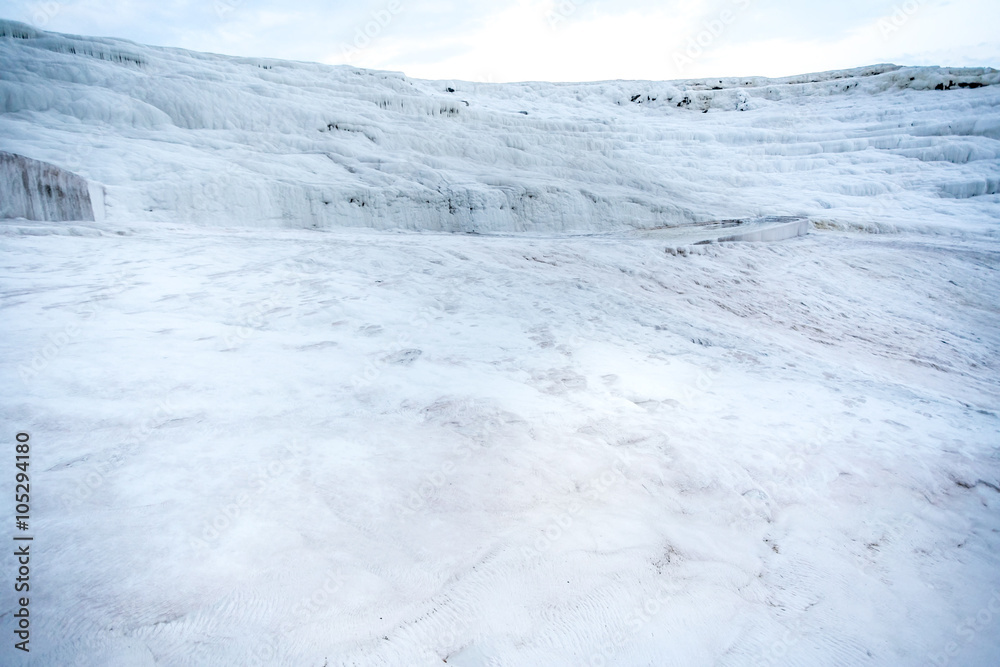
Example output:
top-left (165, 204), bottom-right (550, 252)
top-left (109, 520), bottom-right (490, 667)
top-left (1, 0), bottom-right (996, 81)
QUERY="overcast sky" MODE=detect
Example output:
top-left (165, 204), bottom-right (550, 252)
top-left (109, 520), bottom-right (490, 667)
top-left (2, 0), bottom-right (998, 81)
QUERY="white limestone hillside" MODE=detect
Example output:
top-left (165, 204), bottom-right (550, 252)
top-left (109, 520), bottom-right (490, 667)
top-left (1, 19), bottom-right (998, 233)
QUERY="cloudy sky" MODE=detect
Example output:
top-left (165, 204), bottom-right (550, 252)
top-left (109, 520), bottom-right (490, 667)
top-left (2, 0), bottom-right (998, 81)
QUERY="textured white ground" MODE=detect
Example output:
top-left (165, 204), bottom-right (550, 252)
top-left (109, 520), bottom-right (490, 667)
top-left (1, 19), bottom-right (1000, 667)
top-left (2, 221), bottom-right (999, 666)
